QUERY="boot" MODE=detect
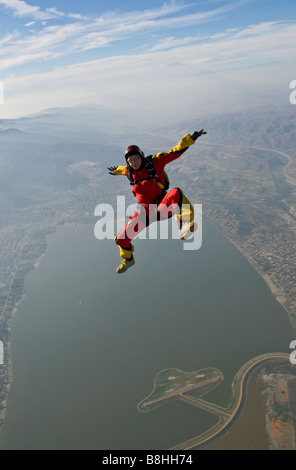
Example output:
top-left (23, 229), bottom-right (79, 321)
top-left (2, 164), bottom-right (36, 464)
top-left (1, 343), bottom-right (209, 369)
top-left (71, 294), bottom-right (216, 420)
top-left (179, 221), bottom-right (197, 240)
top-left (116, 256), bottom-right (135, 274)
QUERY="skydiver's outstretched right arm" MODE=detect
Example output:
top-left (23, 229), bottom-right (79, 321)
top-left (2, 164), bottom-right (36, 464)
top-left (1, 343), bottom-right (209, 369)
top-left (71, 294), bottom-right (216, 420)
top-left (108, 165), bottom-right (126, 176)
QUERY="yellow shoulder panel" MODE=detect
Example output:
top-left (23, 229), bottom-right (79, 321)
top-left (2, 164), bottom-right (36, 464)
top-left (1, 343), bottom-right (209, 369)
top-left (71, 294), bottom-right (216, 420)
top-left (152, 152), bottom-right (166, 160)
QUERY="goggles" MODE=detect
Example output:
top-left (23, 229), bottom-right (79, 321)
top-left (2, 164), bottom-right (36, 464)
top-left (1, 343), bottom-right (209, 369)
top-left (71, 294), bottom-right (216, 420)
top-left (127, 154), bottom-right (141, 164)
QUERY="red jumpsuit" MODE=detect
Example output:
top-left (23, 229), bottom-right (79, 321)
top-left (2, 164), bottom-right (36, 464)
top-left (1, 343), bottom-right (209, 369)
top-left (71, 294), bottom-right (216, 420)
top-left (114, 134), bottom-right (196, 260)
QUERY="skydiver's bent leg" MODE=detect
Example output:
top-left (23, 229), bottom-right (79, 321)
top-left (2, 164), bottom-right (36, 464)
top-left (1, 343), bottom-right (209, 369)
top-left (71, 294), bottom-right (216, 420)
top-left (115, 207), bottom-right (149, 255)
top-left (157, 188), bottom-right (197, 239)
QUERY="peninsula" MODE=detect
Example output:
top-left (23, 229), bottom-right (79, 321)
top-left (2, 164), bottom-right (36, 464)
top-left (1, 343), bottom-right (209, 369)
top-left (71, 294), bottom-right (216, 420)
top-left (138, 354), bottom-right (295, 450)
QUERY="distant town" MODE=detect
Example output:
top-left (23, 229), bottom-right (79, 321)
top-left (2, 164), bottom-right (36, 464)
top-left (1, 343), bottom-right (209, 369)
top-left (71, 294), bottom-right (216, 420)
top-left (174, 141), bottom-right (296, 329)
top-left (0, 105), bottom-right (295, 447)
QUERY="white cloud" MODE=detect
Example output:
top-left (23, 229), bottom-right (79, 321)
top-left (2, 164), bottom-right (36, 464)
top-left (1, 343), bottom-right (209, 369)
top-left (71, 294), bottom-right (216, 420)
top-left (0, 0), bottom-right (50, 20)
top-left (148, 36), bottom-right (200, 52)
top-left (2, 20), bottom-right (294, 124)
top-left (0, 32), bottom-right (19, 47)
top-left (0, 0), bottom-right (37, 16)
top-left (0, 0), bottom-right (88, 21)
top-left (0, 0), bottom-right (262, 73)
top-left (0, 1), bottom-right (294, 124)
top-left (0, 0), bottom-right (189, 24)
top-left (45, 6), bottom-right (88, 20)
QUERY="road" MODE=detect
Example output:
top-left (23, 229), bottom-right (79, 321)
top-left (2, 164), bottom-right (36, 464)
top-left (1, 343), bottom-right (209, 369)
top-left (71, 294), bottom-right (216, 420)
top-left (201, 142), bottom-right (296, 188)
top-left (170, 352), bottom-right (290, 450)
top-left (137, 371), bottom-right (223, 413)
top-left (179, 394), bottom-right (232, 420)
top-left (252, 146), bottom-right (296, 188)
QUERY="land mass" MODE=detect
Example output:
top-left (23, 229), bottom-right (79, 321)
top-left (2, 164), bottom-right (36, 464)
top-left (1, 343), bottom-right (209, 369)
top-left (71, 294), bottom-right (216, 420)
top-left (138, 354), bottom-right (296, 450)
top-left (168, 110), bottom-right (296, 327)
top-left (0, 104), bottom-right (295, 442)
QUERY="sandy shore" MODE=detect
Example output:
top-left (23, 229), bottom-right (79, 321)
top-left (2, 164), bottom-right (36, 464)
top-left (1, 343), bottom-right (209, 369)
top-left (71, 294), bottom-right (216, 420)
top-left (232, 241), bottom-right (295, 328)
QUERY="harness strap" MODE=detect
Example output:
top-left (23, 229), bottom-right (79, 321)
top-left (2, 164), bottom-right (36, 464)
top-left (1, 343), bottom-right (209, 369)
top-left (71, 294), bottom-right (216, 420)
top-left (127, 157), bottom-right (165, 189)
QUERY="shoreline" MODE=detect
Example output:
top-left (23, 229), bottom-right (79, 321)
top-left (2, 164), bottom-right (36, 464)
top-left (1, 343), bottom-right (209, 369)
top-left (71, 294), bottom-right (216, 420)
top-left (170, 353), bottom-right (290, 450)
top-left (229, 238), bottom-right (296, 330)
top-left (0, 216), bottom-right (295, 437)
top-left (0, 290), bottom-right (29, 433)
top-left (0, 222), bottom-right (83, 434)
top-left (0, 233), bottom-right (53, 434)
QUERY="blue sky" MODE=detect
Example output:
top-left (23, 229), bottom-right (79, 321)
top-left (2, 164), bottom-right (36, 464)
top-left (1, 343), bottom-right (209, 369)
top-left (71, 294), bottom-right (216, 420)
top-left (0, 0), bottom-right (295, 124)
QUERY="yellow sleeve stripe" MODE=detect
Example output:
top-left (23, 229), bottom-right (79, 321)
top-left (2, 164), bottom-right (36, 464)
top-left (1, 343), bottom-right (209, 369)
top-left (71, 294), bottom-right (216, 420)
top-left (169, 134), bottom-right (195, 153)
top-left (115, 166), bottom-right (127, 175)
top-left (152, 134), bottom-right (195, 159)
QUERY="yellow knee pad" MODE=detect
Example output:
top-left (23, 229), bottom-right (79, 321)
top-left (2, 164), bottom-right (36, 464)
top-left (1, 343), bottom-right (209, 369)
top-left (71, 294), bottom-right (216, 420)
top-left (114, 237), bottom-right (135, 259)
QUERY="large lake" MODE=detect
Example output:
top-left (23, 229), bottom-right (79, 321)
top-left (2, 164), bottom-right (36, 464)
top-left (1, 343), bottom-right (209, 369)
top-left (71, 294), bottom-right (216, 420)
top-left (0, 220), bottom-right (294, 449)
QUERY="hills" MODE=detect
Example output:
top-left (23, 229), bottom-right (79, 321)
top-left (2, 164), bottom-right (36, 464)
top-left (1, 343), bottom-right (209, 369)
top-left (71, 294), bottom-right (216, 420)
top-left (169, 105), bottom-right (296, 326)
top-left (0, 103), bottom-right (295, 438)
top-left (171, 105), bottom-right (296, 153)
top-left (0, 104), bottom-right (295, 318)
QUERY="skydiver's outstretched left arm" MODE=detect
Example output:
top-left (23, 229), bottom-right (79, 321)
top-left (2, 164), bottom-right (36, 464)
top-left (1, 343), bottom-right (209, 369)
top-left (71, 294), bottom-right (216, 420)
top-left (152, 130), bottom-right (207, 168)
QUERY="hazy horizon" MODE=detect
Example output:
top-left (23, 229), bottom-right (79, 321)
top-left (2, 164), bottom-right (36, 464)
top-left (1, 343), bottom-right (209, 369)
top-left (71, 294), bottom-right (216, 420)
top-left (0, 0), bottom-right (295, 126)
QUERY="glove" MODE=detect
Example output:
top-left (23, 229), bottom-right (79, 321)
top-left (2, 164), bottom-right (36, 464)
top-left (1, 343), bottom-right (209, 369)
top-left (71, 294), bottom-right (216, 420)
top-left (191, 129), bottom-right (207, 141)
top-left (108, 166), bottom-right (118, 175)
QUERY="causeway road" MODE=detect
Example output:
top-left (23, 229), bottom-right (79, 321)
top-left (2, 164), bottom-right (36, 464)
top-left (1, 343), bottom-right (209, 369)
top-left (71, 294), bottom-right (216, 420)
top-left (171, 353), bottom-right (290, 450)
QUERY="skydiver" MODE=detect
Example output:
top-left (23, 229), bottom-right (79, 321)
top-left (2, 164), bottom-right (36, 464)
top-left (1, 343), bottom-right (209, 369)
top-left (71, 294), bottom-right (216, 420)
top-left (108, 130), bottom-right (206, 273)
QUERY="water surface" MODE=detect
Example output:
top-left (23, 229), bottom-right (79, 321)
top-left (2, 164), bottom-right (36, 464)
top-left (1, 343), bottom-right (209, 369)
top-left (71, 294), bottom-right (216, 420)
top-left (0, 221), bottom-right (293, 449)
